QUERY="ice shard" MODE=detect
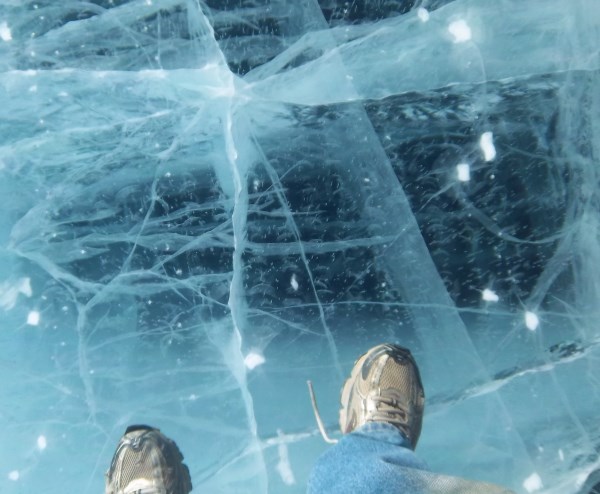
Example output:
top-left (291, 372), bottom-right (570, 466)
top-left (0, 1), bottom-right (599, 493)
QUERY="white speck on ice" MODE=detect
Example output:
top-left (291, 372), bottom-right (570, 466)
top-left (525, 311), bottom-right (539, 331)
top-left (276, 430), bottom-right (296, 485)
top-left (523, 472), bottom-right (543, 492)
top-left (27, 310), bottom-right (40, 326)
top-left (244, 352), bottom-right (265, 370)
top-left (290, 274), bottom-right (299, 291)
top-left (456, 163), bottom-right (470, 182)
top-left (482, 288), bottom-right (499, 302)
top-left (37, 435), bottom-right (47, 450)
top-left (417, 8), bottom-right (430, 22)
top-left (448, 20), bottom-right (471, 43)
top-left (8, 470), bottom-right (19, 481)
top-left (558, 449), bottom-right (564, 461)
top-left (0, 21), bottom-right (12, 42)
top-left (480, 132), bottom-right (497, 161)
top-left (29, 85), bottom-right (37, 93)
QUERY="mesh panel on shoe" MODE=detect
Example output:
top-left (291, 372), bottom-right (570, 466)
top-left (380, 356), bottom-right (418, 396)
top-left (106, 428), bottom-right (192, 494)
top-left (118, 439), bottom-right (159, 491)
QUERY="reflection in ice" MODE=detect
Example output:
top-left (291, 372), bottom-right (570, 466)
top-left (0, 0), bottom-right (599, 493)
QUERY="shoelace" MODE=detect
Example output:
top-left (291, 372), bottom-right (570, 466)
top-left (307, 382), bottom-right (411, 444)
top-left (307, 380), bottom-right (339, 444)
top-left (365, 389), bottom-right (410, 429)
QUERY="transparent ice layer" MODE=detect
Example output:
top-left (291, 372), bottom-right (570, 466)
top-left (0, 1), bottom-right (599, 493)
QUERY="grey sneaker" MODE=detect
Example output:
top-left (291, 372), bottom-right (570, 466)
top-left (105, 425), bottom-right (192, 494)
top-left (339, 343), bottom-right (425, 449)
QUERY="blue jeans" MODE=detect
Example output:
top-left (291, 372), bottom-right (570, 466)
top-left (307, 422), bottom-right (429, 494)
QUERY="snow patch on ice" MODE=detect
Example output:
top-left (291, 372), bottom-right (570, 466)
top-left (523, 472), bottom-right (543, 492)
top-left (27, 310), bottom-right (40, 326)
top-left (482, 288), bottom-right (499, 302)
top-left (448, 20), bottom-right (471, 43)
top-left (290, 274), bottom-right (299, 291)
top-left (37, 435), bottom-right (47, 451)
top-left (525, 311), bottom-right (539, 331)
top-left (0, 21), bottom-right (12, 42)
top-left (244, 352), bottom-right (265, 370)
top-left (417, 8), bottom-right (430, 23)
top-left (480, 132), bottom-right (497, 161)
top-left (456, 163), bottom-right (470, 182)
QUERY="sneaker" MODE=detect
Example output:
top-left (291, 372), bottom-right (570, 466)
top-left (339, 343), bottom-right (425, 449)
top-left (105, 424), bottom-right (192, 494)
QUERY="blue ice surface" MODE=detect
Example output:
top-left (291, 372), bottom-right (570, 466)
top-left (0, 0), bottom-right (599, 493)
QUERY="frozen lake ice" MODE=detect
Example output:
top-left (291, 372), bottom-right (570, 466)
top-left (0, 1), bottom-right (599, 492)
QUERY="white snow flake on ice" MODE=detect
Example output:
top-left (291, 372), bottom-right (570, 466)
top-left (482, 288), bottom-right (499, 302)
top-left (480, 132), bottom-right (497, 161)
top-left (244, 352), bottom-right (265, 370)
top-left (417, 8), bottom-right (430, 22)
top-left (290, 274), bottom-right (299, 291)
top-left (0, 21), bottom-right (12, 42)
top-left (525, 311), bottom-right (539, 331)
top-left (456, 163), bottom-right (470, 182)
top-left (448, 20), bottom-right (471, 43)
top-left (37, 435), bottom-right (47, 450)
top-left (8, 470), bottom-right (19, 481)
top-left (523, 472), bottom-right (543, 492)
top-left (27, 310), bottom-right (40, 326)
